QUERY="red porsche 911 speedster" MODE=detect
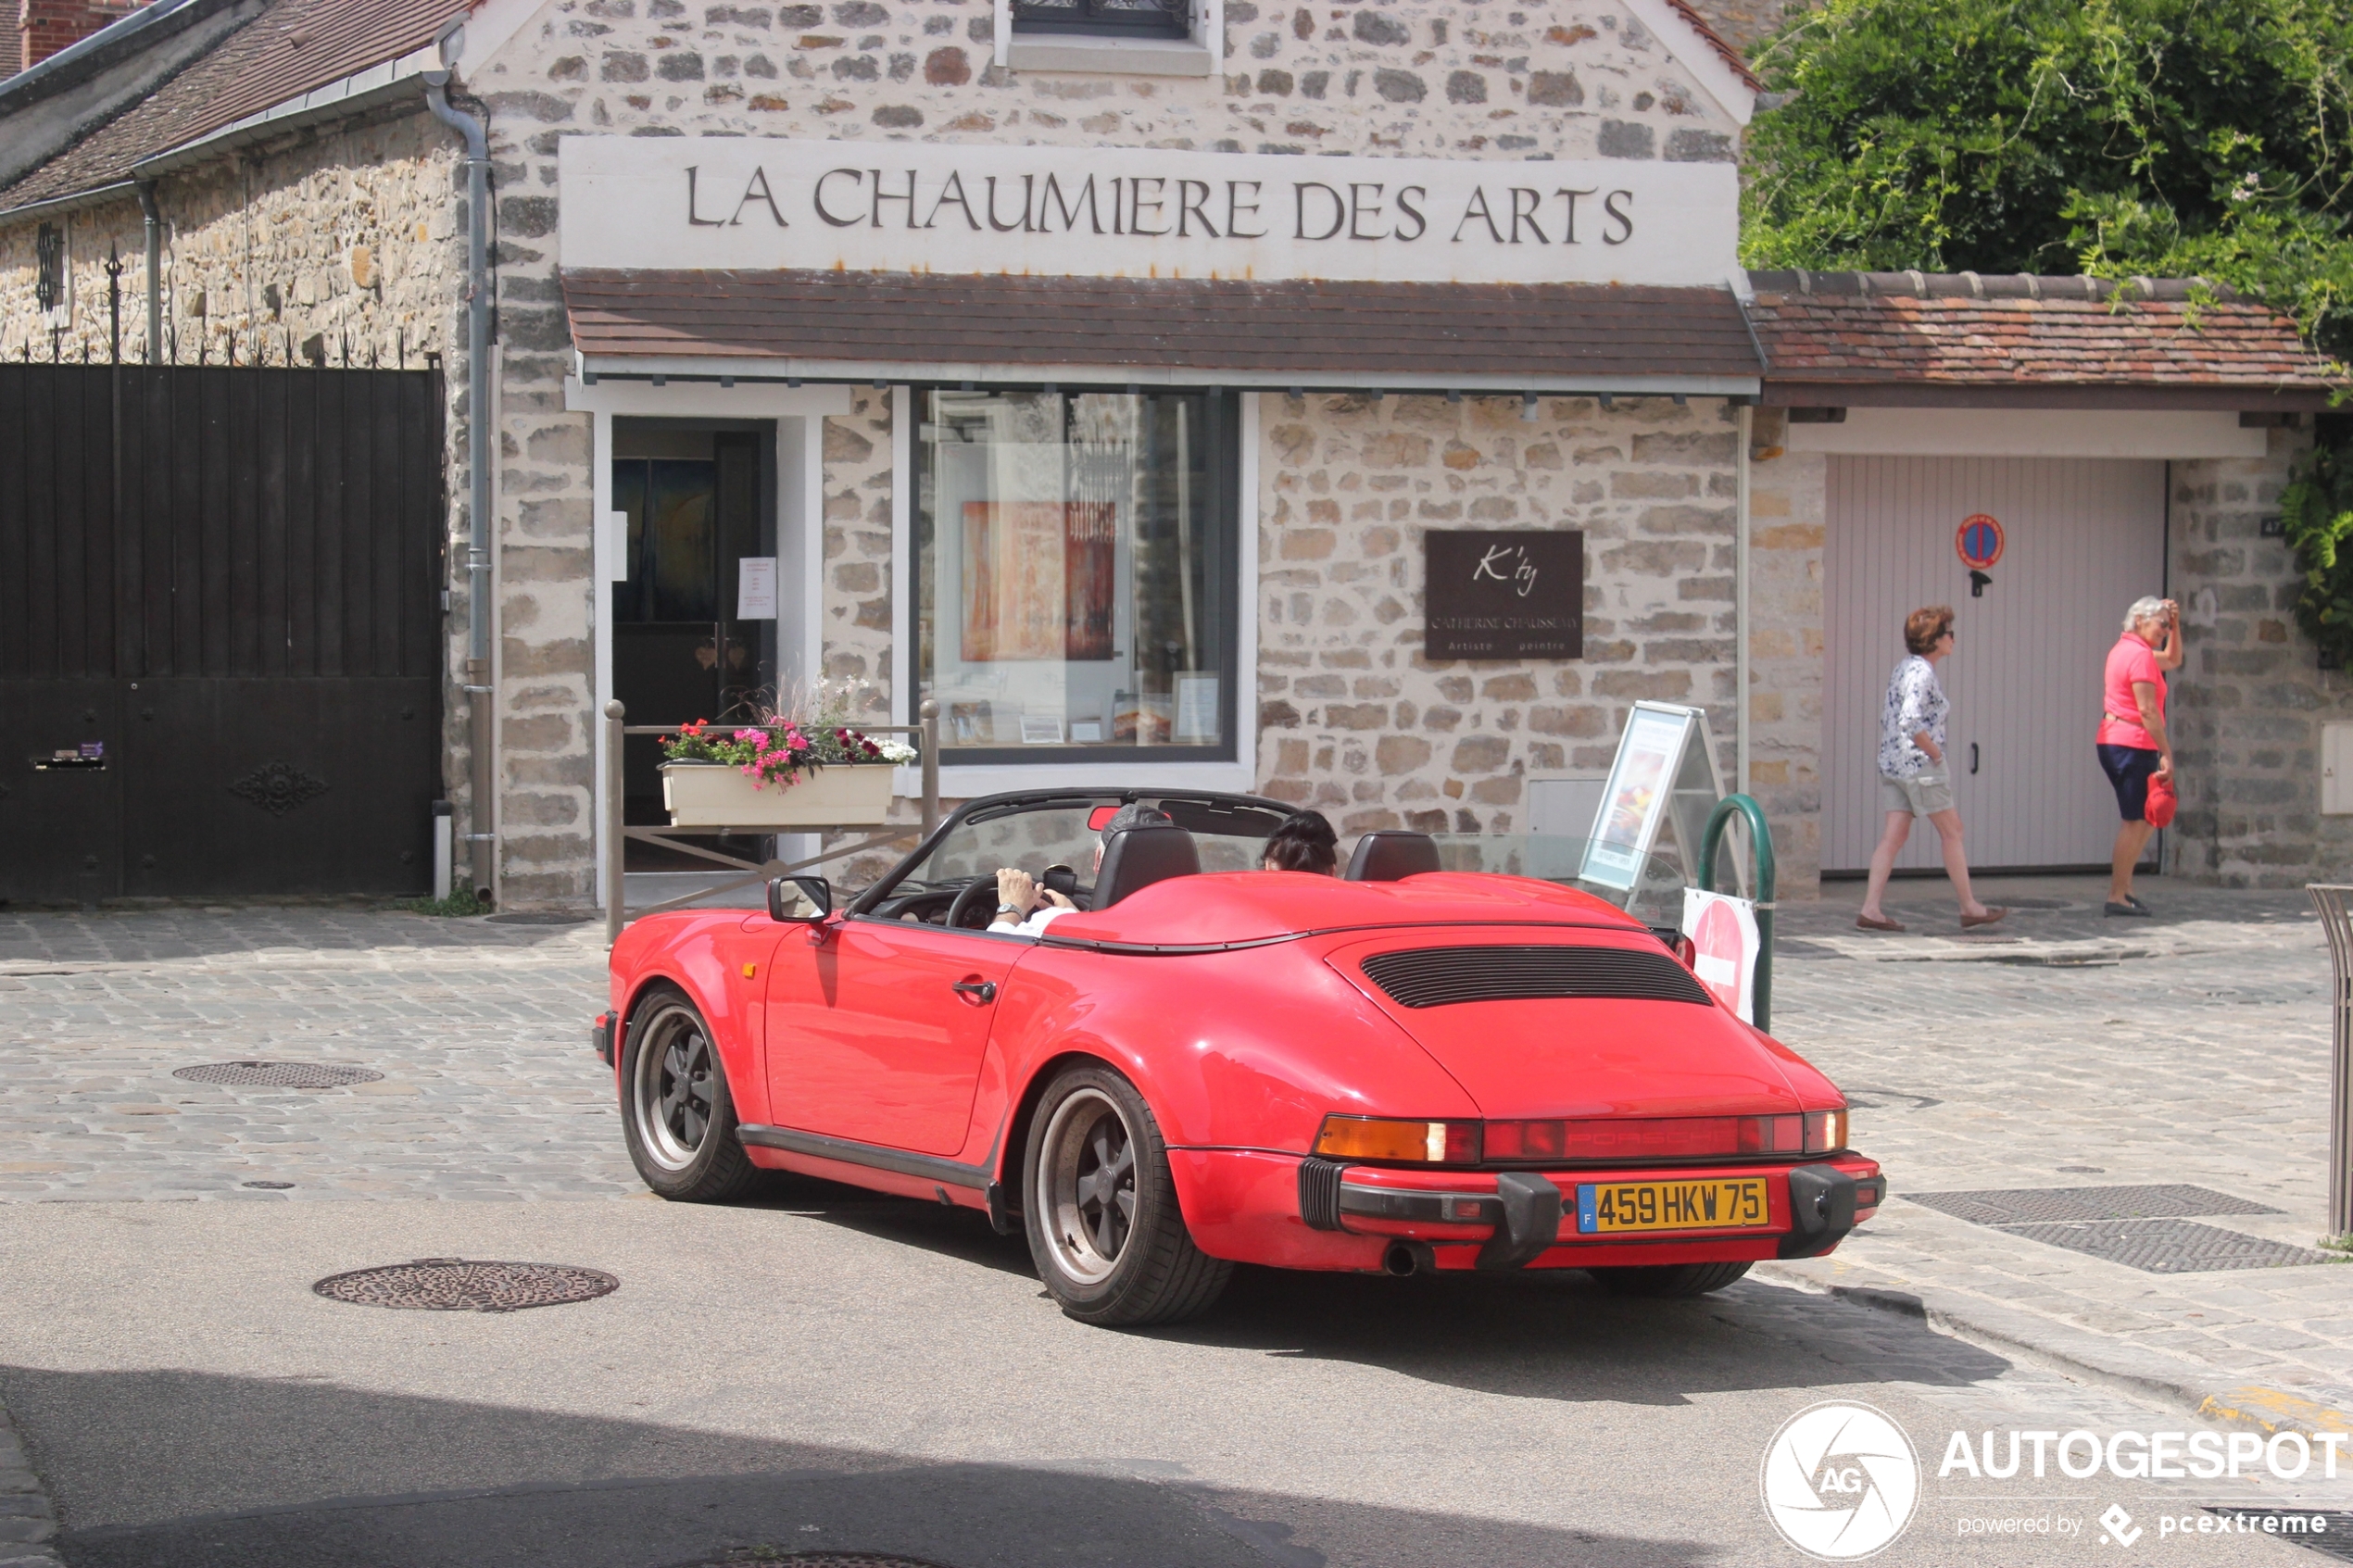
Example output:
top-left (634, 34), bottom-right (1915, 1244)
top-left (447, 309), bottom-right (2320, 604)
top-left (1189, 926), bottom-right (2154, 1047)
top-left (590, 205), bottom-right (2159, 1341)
top-left (595, 789), bottom-right (1883, 1326)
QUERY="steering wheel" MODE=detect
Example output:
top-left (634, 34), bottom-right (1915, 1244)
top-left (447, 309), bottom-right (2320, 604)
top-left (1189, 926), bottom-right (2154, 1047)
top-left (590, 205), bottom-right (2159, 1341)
top-left (945, 878), bottom-right (1000, 931)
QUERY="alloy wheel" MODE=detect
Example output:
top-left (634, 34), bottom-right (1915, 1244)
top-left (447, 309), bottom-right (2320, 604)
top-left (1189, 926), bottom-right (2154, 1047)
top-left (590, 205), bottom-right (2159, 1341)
top-left (1036, 1086), bottom-right (1138, 1286)
top-left (632, 1003), bottom-right (715, 1172)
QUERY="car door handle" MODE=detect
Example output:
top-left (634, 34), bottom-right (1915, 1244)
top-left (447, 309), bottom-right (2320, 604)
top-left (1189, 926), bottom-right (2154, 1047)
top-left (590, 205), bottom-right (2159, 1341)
top-left (951, 979), bottom-right (997, 1006)
top-left (1969, 743), bottom-right (1980, 775)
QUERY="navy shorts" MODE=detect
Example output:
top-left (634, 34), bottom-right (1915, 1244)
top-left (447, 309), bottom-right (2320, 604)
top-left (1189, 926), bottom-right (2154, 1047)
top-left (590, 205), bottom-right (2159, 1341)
top-left (2096, 743), bottom-right (2161, 822)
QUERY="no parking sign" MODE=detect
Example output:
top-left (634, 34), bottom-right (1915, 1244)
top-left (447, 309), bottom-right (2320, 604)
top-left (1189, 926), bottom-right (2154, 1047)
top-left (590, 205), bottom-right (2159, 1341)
top-left (1957, 513), bottom-right (2005, 571)
top-left (1681, 886), bottom-right (1761, 1022)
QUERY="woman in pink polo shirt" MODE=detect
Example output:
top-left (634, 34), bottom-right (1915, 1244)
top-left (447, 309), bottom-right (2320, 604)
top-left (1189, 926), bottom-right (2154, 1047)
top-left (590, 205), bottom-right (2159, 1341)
top-left (2096, 595), bottom-right (2183, 916)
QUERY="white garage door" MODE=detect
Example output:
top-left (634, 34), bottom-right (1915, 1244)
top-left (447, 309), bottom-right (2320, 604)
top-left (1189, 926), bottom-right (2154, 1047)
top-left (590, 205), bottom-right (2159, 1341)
top-left (1823, 457), bottom-right (2167, 872)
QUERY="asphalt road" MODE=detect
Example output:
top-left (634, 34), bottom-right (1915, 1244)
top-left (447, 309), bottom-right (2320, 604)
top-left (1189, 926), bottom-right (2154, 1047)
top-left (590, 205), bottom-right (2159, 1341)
top-left (3, 1185), bottom-right (2347, 1568)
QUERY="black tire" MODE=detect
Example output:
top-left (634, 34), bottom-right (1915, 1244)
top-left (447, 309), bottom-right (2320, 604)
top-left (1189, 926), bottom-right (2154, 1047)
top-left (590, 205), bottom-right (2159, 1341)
top-left (1588, 1260), bottom-right (1754, 1298)
top-left (620, 985), bottom-right (763, 1202)
top-left (1023, 1063), bottom-right (1232, 1327)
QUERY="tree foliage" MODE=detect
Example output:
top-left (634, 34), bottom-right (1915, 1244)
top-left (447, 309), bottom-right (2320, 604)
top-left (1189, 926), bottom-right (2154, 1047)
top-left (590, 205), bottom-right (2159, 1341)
top-left (2284, 416), bottom-right (2353, 669)
top-left (1741, 0), bottom-right (2353, 359)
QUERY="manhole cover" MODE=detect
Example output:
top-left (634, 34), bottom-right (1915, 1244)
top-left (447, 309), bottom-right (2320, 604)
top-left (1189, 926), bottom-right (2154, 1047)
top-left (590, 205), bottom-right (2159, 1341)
top-left (1905, 1185), bottom-right (2280, 1225)
top-left (2004, 1219), bottom-right (2333, 1274)
top-left (175, 1060), bottom-right (383, 1088)
top-left (700, 1559), bottom-right (956, 1567)
top-left (312, 1260), bottom-right (618, 1312)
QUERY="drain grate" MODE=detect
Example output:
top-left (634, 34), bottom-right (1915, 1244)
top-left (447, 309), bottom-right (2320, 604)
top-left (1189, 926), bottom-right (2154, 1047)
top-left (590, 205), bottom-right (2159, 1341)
top-left (2204, 1512), bottom-right (2353, 1562)
top-left (1905, 1185), bottom-right (2281, 1225)
top-left (2001, 1220), bottom-right (2332, 1274)
top-left (175, 1060), bottom-right (383, 1088)
top-left (313, 1260), bottom-right (618, 1312)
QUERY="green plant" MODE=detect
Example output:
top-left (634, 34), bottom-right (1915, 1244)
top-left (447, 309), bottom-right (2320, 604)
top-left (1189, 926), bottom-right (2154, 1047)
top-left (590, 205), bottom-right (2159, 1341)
top-left (398, 889), bottom-right (487, 917)
top-left (2284, 419), bottom-right (2353, 669)
top-left (1743, 0), bottom-right (2353, 362)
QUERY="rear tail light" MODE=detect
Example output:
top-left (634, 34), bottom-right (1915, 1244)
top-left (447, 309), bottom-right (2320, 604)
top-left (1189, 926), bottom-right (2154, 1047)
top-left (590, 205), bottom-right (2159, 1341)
top-left (1315, 1110), bottom-right (1849, 1165)
top-left (1313, 1115), bottom-right (1481, 1163)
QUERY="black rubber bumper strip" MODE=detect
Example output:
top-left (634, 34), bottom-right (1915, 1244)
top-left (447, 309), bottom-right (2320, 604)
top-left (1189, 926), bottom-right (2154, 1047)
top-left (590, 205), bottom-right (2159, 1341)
top-left (1779, 1163), bottom-right (1861, 1259)
top-left (591, 1014), bottom-right (613, 1067)
top-left (1298, 1156), bottom-right (1346, 1231)
top-left (737, 1123), bottom-right (991, 1189)
top-left (1477, 1172), bottom-right (1565, 1271)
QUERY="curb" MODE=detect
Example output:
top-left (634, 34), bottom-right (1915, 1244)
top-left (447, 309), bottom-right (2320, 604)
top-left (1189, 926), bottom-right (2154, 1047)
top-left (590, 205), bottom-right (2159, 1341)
top-left (1753, 1261), bottom-right (2353, 1445)
top-left (0, 1394), bottom-right (62, 1568)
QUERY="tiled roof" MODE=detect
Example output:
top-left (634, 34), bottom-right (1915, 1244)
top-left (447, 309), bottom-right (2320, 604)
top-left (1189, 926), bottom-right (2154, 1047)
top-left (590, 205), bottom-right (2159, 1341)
top-left (0, 0), bottom-right (451, 207)
top-left (1745, 270), bottom-right (2336, 396)
top-left (562, 269), bottom-right (1766, 383)
top-left (1661, 0), bottom-right (1762, 91)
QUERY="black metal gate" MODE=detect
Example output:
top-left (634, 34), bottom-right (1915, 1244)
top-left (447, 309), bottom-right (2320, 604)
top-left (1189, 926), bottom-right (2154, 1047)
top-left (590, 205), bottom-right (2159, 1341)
top-left (0, 364), bottom-right (445, 903)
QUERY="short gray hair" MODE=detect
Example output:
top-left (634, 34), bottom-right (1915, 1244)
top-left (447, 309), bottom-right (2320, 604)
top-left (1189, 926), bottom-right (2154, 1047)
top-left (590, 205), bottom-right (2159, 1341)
top-left (2124, 596), bottom-right (2168, 630)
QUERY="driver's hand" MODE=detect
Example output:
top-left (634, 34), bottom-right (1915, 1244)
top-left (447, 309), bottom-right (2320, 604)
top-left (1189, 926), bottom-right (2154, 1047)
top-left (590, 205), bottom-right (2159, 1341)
top-left (1038, 890), bottom-right (1076, 910)
top-left (996, 867), bottom-right (1038, 917)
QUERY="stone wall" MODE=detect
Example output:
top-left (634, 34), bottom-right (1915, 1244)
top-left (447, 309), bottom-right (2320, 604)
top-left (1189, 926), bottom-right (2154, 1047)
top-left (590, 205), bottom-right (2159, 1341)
top-left (1254, 391), bottom-right (1741, 836)
top-left (1743, 438), bottom-right (1824, 894)
top-left (2166, 425), bottom-right (2353, 886)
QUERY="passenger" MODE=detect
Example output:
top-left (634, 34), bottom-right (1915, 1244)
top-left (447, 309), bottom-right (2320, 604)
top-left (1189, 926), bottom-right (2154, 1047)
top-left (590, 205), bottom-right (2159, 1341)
top-left (1261, 810), bottom-right (1339, 874)
top-left (989, 803), bottom-right (1174, 936)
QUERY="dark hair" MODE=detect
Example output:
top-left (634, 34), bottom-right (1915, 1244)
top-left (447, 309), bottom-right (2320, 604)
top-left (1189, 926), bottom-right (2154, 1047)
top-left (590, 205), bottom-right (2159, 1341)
top-left (1904, 606), bottom-right (1955, 657)
top-left (1263, 811), bottom-right (1339, 874)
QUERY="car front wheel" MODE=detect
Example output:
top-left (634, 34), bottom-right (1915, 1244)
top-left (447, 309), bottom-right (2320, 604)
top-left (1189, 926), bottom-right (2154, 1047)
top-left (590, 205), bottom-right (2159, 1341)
top-left (621, 985), bottom-right (761, 1202)
top-left (1023, 1064), bottom-right (1231, 1327)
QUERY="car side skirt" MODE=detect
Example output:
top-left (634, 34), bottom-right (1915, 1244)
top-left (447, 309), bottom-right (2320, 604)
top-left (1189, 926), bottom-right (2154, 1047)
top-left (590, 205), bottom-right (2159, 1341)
top-left (736, 1123), bottom-right (1016, 1232)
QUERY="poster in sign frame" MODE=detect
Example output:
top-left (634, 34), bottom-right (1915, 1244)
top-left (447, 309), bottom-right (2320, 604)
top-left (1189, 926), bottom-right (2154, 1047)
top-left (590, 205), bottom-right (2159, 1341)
top-left (1579, 702), bottom-right (1727, 891)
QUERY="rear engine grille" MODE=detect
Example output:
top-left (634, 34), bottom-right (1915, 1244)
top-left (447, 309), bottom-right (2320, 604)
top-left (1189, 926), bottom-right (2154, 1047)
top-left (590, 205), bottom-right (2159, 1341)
top-left (1361, 945), bottom-right (1712, 1009)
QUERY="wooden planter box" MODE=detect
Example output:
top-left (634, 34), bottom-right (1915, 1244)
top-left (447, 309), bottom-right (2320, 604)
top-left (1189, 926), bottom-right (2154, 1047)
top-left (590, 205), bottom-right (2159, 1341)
top-left (660, 761), bottom-right (897, 828)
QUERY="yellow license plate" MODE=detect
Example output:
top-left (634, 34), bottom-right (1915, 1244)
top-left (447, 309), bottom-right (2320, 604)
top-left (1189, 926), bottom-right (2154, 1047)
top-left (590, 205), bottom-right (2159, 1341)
top-left (1575, 1178), bottom-right (1770, 1235)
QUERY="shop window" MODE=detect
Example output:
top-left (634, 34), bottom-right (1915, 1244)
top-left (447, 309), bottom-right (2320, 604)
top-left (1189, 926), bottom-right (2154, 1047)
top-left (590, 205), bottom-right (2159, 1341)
top-left (1011, 0), bottom-right (1189, 38)
top-left (914, 387), bottom-right (1239, 765)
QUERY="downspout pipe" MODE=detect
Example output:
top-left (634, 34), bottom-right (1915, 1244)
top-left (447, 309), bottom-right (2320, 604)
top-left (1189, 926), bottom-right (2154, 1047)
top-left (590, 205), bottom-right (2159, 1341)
top-left (424, 70), bottom-right (496, 901)
top-left (132, 179), bottom-right (160, 363)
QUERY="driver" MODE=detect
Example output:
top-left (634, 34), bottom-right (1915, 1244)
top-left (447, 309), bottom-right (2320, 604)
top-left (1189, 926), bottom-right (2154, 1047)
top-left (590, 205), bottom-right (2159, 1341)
top-left (989, 803), bottom-right (1173, 937)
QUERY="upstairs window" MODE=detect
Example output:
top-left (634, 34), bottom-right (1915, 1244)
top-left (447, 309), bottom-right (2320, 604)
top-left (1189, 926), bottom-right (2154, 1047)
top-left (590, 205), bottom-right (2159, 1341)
top-left (1011, 0), bottom-right (1189, 38)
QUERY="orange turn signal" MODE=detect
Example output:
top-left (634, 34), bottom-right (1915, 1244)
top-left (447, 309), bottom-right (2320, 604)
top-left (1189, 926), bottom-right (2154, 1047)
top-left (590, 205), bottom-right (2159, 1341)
top-left (1313, 1115), bottom-right (1480, 1164)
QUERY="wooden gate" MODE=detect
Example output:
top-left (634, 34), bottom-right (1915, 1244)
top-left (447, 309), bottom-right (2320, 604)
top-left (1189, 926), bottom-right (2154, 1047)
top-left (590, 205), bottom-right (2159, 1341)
top-left (0, 364), bottom-right (445, 902)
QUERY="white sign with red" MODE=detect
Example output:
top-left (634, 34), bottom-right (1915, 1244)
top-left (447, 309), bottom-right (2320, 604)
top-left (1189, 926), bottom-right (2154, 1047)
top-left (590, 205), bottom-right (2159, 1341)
top-left (1681, 886), bottom-right (1761, 1022)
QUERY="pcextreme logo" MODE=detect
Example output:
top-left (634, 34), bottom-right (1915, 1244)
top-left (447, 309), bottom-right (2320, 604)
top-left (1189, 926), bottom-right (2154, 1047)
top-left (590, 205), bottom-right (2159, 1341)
top-left (1761, 1402), bottom-right (1922, 1560)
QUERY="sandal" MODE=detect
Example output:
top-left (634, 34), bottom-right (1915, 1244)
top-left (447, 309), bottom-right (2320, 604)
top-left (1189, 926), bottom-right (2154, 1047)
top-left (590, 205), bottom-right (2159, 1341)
top-left (1856, 914), bottom-right (1906, 933)
top-left (1960, 908), bottom-right (2007, 929)
top-left (2104, 897), bottom-right (2151, 917)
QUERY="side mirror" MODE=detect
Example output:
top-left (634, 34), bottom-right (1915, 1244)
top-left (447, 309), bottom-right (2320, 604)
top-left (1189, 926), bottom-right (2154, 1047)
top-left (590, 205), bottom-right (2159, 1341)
top-left (768, 874), bottom-right (833, 923)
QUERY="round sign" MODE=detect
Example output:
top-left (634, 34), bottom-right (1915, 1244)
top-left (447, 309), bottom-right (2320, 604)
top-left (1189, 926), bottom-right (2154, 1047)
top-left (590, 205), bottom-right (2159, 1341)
top-left (1759, 1401), bottom-right (1921, 1560)
top-left (1691, 897), bottom-right (1747, 1016)
top-left (1957, 513), bottom-right (2005, 571)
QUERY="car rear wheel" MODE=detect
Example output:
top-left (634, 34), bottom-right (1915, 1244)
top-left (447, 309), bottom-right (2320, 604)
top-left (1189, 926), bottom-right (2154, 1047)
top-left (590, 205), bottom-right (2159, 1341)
top-left (1587, 1260), bottom-right (1753, 1298)
top-left (621, 985), bottom-right (761, 1202)
top-left (1023, 1064), bottom-right (1231, 1327)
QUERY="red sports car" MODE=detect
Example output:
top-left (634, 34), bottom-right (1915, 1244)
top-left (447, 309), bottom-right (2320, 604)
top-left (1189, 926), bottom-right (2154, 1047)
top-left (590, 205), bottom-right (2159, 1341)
top-left (596, 789), bottom-right (1883, 1326)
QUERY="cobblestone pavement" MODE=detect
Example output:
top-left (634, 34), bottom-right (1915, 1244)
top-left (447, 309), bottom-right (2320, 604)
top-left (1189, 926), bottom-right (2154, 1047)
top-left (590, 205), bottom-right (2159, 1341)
top-left (1766, 875), bottom-right (2353, 1434)
top-left (2, 883), bottom-right (2347, 1447)
top-left (0, 909), bottom-right (627, 1203)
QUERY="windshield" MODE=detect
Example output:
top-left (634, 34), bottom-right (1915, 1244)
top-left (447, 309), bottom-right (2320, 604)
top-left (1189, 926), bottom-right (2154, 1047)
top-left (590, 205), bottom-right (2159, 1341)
top-left (887, 795), bottom-right (1294, 894)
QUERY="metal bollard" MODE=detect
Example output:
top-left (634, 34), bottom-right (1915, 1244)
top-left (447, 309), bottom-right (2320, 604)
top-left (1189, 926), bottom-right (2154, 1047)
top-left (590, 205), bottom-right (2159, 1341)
top-left (605, 700), bottom-right (627, 950)
top-left (2309, 884), bottom-right (2353, 1240)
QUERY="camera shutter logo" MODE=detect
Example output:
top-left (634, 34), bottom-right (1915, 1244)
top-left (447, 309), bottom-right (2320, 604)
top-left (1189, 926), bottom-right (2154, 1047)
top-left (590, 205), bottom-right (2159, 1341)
top-left (1760, 1401), bottom-right (1920, 1559)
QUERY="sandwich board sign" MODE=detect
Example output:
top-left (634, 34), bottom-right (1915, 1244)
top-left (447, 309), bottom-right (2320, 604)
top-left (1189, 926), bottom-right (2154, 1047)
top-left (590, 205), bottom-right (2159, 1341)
top-left (1579, 702), bottom-right (1726, 892)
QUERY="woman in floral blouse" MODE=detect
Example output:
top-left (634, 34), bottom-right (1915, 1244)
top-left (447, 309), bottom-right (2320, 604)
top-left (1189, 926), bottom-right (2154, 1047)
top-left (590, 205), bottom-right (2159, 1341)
top-left (1855, 606), bottom-right (2006, 933)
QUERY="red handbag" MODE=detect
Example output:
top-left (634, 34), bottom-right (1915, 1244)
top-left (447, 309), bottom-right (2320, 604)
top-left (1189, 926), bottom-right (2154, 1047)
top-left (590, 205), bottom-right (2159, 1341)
top-left (2145, 771), bottom-right (2177, 828)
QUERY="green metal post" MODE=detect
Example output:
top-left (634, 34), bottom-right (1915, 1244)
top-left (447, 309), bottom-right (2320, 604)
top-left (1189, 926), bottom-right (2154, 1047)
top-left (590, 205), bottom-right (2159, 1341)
top-left (1698, 794), bottom-right (1776, 1032)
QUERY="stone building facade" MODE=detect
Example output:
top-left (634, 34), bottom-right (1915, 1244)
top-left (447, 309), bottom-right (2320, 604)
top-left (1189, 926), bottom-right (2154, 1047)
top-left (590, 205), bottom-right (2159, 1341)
top-left (1, 0), bottom-right (2342, 911)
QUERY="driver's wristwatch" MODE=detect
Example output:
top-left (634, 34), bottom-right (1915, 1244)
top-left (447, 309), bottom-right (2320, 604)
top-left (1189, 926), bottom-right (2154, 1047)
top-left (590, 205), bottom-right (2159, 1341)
top-left (996, 902), bottom-right (1022, 916)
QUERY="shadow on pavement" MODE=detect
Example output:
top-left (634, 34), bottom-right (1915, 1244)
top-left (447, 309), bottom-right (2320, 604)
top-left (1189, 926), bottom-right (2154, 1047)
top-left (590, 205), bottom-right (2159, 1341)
top-left (8, 1365), bottom-right (1720, 1568)
top-left (719, 1188), bottom-right (2014, 1409)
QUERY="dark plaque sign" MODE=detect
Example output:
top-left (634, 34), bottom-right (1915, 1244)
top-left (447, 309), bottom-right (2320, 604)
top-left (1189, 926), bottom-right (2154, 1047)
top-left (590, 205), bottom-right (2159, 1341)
top-left (1423, 530), bottom-right (1584, 659)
